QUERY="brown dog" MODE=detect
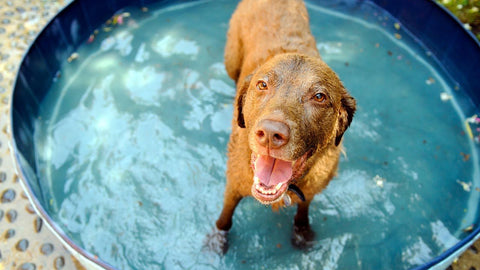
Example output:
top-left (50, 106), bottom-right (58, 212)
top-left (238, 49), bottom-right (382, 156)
top-left (208, 0), bottom-right (356, 253)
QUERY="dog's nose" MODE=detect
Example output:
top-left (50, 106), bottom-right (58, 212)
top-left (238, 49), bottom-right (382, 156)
top-left (255, 119), bottom-right (290, 149)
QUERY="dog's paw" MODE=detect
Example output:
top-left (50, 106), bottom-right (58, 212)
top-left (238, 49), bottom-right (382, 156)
top-left (204, 228), bottom-right (229, 255)
top-left (291, 225), bottom-right (316, 250)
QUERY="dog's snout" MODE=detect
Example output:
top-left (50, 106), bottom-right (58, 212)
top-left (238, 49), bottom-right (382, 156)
top-left (255, 119), bottom-right (290, 149)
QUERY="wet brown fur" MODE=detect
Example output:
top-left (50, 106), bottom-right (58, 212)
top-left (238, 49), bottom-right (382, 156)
top-left (211, 0), bottom-right (356, 251)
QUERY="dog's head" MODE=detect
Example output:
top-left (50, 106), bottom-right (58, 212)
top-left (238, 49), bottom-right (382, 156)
top-left (236, 53), bottom-right (356, 204)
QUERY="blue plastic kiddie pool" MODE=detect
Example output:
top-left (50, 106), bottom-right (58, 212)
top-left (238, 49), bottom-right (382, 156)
top-left (11, 0), bottom-right (480, 269)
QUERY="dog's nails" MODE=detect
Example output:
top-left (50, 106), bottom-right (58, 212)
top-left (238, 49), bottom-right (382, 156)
top-left (283, 194), bottom-right (292, 206)
top-left (288, 184), bottom-right (306, 202)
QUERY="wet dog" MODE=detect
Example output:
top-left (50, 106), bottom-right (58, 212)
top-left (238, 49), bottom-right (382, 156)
top-left (207, 0), bottom-right (356, 253)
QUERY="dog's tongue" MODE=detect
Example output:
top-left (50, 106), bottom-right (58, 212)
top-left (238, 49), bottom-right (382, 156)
top-left (254, 155), bottom-right (293, 186)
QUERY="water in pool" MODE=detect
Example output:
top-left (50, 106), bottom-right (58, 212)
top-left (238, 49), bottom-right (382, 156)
top-left (34, 0), bottom-right (479, 269)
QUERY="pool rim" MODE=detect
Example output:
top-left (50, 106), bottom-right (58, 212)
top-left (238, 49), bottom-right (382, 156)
top-left (9, 0), bottom-right (480, 269)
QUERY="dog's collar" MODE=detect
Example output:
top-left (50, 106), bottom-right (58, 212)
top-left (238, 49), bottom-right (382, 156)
top-left (288, 183), bottom-right (305, 202)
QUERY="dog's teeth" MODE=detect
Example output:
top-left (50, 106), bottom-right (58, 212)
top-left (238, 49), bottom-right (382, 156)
top-left (255, 183), bottom-right (280, 195)
top-left (254, 176), bottom-right (260, 184)
top-left (275, 183), bottom-right (283, 191)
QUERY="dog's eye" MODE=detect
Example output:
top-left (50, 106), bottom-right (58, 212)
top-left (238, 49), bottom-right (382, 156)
top-left (313, 93), bottom-right (327, 103)
top-left (256, 80), bottom-right (268, 90)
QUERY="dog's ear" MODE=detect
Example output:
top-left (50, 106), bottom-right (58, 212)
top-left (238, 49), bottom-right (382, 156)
top-left (335, 92), bottom-right (356, 146)
top-left (236, 74), bottom-right (253, 128)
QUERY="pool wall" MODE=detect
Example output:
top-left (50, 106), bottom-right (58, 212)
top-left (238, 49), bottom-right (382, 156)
top-left (365, 1), bottom-right (480, 268)
top-left (374, 0), bottom-right (480, 110)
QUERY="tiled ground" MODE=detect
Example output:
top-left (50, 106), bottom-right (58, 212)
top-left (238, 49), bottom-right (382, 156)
top-left (0, 0), bottom-right (478, 269)
top-left (0, 1), bottom-right (85, 269)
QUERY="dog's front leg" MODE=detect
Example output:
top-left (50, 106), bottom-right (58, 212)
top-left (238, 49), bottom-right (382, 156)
top-left (216, 191), bottom-right (242, 231)
top-left (291, 199), bottom-right (316, 250)
top-left (205, 190), bottom-right (243, 254)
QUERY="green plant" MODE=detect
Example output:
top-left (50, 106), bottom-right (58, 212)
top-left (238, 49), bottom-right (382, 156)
top-left (438, 0), bottom-right (480, 40)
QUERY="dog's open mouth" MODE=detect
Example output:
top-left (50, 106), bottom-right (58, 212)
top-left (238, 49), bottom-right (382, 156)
top-left (251, 151), bottom-right (310, 204)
